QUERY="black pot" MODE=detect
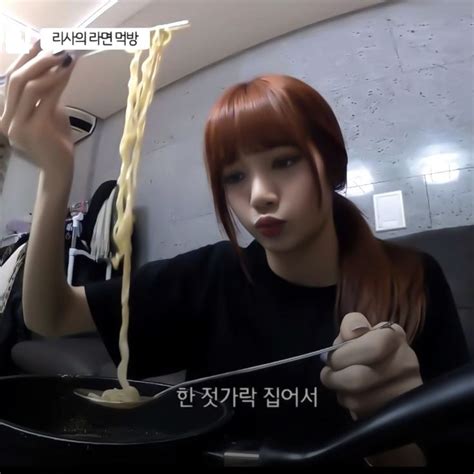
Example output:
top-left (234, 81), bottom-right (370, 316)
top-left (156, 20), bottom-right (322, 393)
top-left (0, 374), bottom-right (233, 467)
top-left (1, 363), bottom-right (473, 467)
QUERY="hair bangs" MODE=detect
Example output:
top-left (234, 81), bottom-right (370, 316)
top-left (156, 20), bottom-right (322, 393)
top-left (209, 83), bottom-right (307, 170)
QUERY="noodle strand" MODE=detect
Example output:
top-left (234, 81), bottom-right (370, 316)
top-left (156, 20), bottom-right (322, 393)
top-left (101, 28), bottom-right (173, 402)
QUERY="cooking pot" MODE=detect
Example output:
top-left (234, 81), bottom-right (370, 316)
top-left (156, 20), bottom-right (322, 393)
top-left (0, 374), bottom-right (233, 467)
top-left (0, 362), bottom-right (473, 467)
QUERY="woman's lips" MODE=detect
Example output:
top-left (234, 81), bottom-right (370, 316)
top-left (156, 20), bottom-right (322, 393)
top-left (257, 222), bottom-right (285, 237)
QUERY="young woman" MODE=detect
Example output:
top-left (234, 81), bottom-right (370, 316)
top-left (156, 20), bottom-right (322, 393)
top-left (0, 40), bottom-right (469, 467)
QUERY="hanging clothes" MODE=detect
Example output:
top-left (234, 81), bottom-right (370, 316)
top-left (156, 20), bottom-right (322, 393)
top-left (0, 239), bottom-right (31, 375)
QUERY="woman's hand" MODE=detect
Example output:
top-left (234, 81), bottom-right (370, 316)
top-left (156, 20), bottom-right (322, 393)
top-left (320, 312), bottom-right (423, 420)
top-left (0, 40), bottom-right (76, 173)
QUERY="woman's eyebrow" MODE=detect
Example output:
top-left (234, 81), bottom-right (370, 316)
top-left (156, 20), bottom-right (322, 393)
top-left (228, 147), bottom-right (299, 166)
top-left (256, 147), bottom-right (298, 159)
top-left (268, 148), bottom-right (300, 159)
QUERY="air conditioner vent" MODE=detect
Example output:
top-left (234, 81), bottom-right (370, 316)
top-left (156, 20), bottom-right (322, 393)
top-left (65, 106), bottom-right (97, 144)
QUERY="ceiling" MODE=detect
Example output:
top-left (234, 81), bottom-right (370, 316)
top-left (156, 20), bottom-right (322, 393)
top-left (0, 0), bottom-right (387, 120)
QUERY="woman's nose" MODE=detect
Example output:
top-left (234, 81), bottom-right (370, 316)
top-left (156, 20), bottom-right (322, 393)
top-left (250, 177), bottom-right (278, 210)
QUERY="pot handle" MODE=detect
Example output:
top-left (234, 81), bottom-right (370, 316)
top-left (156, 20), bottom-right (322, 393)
top-left (259, 362), bottom-right (474, 466)
top-left (204, 439), bottom-right (261, 466)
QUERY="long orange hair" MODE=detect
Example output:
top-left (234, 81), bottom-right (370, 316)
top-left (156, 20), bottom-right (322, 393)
top-left (203, 74), bottom-right (426, 343)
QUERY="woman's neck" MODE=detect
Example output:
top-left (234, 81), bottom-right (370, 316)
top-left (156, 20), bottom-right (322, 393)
top-left (265, 217), bottom-right (339, 288)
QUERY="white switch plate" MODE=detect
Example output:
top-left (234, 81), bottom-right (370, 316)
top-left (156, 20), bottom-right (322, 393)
top-left (373, 190), bottom-right (406, 232)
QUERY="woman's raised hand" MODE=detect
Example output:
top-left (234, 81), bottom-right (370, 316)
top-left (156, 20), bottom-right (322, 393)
top-left (0, 40), bottom-right (76, 173)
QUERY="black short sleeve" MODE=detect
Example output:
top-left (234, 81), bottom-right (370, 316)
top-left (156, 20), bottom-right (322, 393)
top-left (84, 243), bottom-right (222, 380)
top-left (411, 252), bottom-right (472, 465)
top-left (412, 252), bottom-right (470, 382)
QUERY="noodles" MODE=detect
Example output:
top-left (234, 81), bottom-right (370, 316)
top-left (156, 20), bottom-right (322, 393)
top-left (100, 27), bottom-right (173, 403)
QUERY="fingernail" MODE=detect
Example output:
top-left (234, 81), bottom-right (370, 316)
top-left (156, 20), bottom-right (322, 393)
top-left (61, 54), bottom-right (73, 68)
top-left (351, 324), bottom-right (370, 334)
top-left (319, 353), bottom-right (329, 364)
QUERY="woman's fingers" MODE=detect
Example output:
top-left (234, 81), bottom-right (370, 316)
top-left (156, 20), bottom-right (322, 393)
top-left (39, 57), bottom-right (75, 115)
top-left (327, 325), bottom-right (404, 371)
top-left (8, 63), bottom-right (69, 134)
top-left (339, 312), bottom-right (371, 341)
top-left (0, 40), bottom-right (39, 133)
top-left (2, 38), bottom-right (42, 81)
top-left (1, 51), bottom-right (69, 127)
top-left (334, 376), bottom-right (420, 419)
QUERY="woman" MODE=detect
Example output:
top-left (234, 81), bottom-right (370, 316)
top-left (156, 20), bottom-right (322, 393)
top-left (0, 40), bottom-right (469, 466)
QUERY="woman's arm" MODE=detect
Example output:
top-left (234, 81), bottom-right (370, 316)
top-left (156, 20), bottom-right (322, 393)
top-left (24, 168), bottom-right (96, 336)
top-left (0, 42), bottom-right (95, 337)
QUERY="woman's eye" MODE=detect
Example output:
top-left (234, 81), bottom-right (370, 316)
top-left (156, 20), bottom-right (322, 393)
top-left (223, 172), bottom-right (244, 185)
top-left (274, 156), bottom-right (299, 168)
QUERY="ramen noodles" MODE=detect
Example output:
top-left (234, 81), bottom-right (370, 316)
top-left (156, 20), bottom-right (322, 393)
top-left (100, 26), bottom-right (174, 402)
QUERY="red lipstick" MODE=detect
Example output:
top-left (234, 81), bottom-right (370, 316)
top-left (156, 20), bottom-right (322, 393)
top-left (255, 217), bottom-right (286, 237)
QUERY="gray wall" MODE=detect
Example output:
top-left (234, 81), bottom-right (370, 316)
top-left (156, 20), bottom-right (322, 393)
top-left (12, 0), bottom-right (471, 266)
top-left (0, 154), bottom-right (38, 236)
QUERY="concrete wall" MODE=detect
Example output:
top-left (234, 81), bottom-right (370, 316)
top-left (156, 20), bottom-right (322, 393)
top-left (0, 154), bottom-right (38, 237)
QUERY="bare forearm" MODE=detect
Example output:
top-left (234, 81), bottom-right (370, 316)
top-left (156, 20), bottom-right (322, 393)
top-left (22, 164), bottom-right (73, 336)
top-left (365, 443), bottom-right (426, 467)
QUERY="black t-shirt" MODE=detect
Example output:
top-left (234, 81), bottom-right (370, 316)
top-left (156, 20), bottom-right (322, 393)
top-left (84, 239), bottom-right (470, 461)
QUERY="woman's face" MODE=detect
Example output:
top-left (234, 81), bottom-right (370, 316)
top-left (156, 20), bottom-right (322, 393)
top-left (222, 144), bottom-right (334, 253)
